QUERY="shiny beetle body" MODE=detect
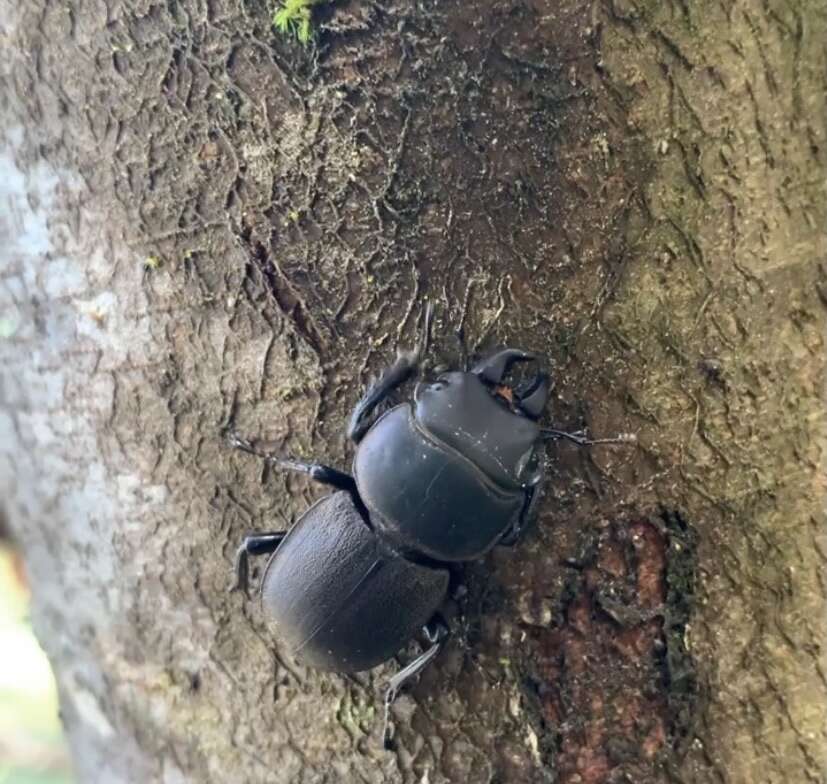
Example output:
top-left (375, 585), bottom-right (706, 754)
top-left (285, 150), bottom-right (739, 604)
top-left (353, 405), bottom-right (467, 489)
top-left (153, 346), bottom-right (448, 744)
top-left (230, 306), bottom-right (559, 746)
top-left (355, 370), bottom-right (543, 562)
top-left (259, 491), bottom-right (450, 673)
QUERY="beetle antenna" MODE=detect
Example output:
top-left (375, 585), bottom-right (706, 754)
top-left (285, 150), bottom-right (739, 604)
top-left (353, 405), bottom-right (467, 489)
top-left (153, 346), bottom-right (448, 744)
top-left (541, 429), bottom-right (637, 447)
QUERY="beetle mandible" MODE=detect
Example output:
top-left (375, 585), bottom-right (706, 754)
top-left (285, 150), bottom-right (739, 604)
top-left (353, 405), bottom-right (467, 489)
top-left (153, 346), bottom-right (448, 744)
top-left (228, 303), bottom-right (605, 747)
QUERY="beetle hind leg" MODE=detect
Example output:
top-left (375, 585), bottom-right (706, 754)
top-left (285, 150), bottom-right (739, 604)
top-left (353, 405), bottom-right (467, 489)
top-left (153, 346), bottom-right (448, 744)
top-left (230, 531), bottom-right (287, 595)
top-left (382, 615), bottom-right (450, 750)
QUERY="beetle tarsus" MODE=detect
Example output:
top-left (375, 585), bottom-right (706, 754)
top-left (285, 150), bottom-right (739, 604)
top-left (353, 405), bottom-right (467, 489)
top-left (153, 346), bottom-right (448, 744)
top-left (226, 431), bottom-right (257, 455)
top-left (382, 616), bottom-right (450, 750)
top-left (348, 302), bottom-right (434, 443)
top-left (230, 532), bottom-right (287, 595)
top-left (230, 543), bottom-right (250, 595)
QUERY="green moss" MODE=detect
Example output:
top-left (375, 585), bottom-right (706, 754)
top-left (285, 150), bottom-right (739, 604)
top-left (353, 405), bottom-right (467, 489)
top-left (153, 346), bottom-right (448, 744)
top-left (336, 689), bottom-right (376, 739)
top-left (273, 0), bottom-right (325, 44)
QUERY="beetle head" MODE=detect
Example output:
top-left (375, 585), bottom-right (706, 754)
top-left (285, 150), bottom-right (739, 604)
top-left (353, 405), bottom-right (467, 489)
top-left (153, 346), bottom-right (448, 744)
top-left (413, 351), bottom-right (549, 487)
top-left (469, 348), bottom-right (551, 419)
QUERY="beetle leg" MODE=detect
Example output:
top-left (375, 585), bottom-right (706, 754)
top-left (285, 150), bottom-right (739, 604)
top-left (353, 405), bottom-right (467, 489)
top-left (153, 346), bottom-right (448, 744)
top-left (455, 326), bottom-right (469, 372)
top-left (347, 360), bottom-right (416, 443)
top-left (499, 467), bottom-right (545, 547)
top-left (382, 615), bottom-right (450, 750)
top-left (227, 432), bottom-right (358, 493)
top-left (499, 486), bottom-right (542, 547)
top-left (348, 302), bottom-right (434, 443)
top-left (230, 532), bottom-right (287, 596)
top-left (471, 348), bottom-right (535, 385)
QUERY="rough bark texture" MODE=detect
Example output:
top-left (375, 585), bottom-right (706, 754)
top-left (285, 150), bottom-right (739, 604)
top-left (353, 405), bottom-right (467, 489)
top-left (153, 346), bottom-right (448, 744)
top-left (1, 0), bottom-right (824, 782)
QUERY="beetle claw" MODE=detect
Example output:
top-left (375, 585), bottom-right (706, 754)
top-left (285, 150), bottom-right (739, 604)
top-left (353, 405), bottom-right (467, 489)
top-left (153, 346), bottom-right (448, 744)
top-left (382, 690), bottom-right (398, 750)
top-left (230, 543), bottom-right (251, 597)
top-left (471, 348), bottom-right (535, 384)
top-left (226, 430), bottom-right (256, 456)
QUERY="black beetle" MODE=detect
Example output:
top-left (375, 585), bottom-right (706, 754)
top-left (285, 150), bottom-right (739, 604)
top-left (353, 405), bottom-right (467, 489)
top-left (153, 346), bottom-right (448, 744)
top-left (229, 304), bottom-right (610, 746)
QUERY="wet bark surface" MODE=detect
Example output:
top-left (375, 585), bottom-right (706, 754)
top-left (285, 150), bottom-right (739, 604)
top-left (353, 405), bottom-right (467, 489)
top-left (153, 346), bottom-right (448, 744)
top-left (1, 0), bottom-right (825, 782)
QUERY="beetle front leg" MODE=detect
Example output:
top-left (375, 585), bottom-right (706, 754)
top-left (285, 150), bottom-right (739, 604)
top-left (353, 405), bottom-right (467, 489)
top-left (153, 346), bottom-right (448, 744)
top-left (499, 472), bottom-right (545, 548)
top-left (382, 614), bottom-right (449, 750)
top-left (347, 302), bottom-right (434, 443)
top-left (230, 532), bottom-right (287, 595)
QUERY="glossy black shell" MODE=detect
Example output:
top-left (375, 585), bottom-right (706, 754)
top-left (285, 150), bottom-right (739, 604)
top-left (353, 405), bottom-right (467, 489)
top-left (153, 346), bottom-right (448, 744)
top-left (260, 491), bottom-right (449, 672)
top-left (354, 371), bottom-right (541, 561)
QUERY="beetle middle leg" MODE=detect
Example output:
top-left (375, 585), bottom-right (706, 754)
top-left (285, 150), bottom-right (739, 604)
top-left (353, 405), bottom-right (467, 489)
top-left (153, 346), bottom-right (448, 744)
top-left (227, 432), bottom-right (357, 493)
top-left (231, 532), bottom-right (287, 595)
top-left (347, 302), bottom-right (434, 443)
top-left (382, 614), bottom-right (450, 749)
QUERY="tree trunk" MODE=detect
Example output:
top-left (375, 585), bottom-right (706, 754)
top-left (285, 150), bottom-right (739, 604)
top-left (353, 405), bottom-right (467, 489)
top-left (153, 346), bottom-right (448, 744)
top-left (1, 0), bottom-right (824, 782)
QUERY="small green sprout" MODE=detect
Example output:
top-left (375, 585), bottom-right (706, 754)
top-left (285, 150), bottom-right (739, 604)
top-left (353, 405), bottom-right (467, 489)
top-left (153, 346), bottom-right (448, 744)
top-left (144, 255), bottom-right (163, 270)
top-left (273, 0), bottom-right (320, 44)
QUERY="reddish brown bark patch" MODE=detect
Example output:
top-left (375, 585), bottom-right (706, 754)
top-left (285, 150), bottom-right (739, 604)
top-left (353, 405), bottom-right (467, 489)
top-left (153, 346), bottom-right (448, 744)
top-left (524, 513), bottom-right (696, 783)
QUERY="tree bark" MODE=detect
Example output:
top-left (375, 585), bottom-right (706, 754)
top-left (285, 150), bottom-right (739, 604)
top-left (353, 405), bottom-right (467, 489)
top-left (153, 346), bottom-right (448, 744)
top-left (1, 0), bottom-right (824, 782)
